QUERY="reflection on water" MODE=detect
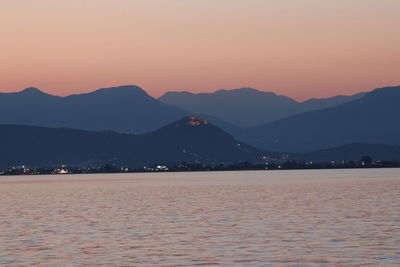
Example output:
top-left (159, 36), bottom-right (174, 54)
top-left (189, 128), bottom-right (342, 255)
top-left (0, 169), bottom-right (399, 266)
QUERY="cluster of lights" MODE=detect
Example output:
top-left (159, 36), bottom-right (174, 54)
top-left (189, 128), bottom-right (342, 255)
top-left (186, 116), bottom-right (209, 126)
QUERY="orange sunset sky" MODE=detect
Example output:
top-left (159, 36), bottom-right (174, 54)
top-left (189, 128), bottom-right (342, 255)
top-left (1, 0), bottom-right (399, 101)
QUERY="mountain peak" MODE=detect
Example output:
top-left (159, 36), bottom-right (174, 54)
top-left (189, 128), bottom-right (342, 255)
top-left (215, 87), bottom-right (269, 95)
top-left (232, 87), bottom-right (261, 92)
top-left (20, 87), bottom-right (45, 95)
top-left (89, 85), bottom-right (149, 97)
top-left (369, 85), bottom-right (400, 96)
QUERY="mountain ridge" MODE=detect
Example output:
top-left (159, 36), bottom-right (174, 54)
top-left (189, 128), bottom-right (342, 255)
top-left (1, 120), bottom-right (400, 169)
top-left (159, 87), bottom-right (367, 127)
top-left (0, 85), bottom-right (189, 134)
top-left (0, 116), bottom-right (270, 169)
top-left (239, 86), bottom-right (400, 152)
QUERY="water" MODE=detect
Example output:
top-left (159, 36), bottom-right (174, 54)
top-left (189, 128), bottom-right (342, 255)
top-left (0, 169), bottom-right (399, 266)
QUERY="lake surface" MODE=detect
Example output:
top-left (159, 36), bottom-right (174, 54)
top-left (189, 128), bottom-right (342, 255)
top-left (0, 169), bottom-right (399, 266)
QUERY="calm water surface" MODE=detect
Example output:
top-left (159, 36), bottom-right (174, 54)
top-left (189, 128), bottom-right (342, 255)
top-left (0, 169), bottom-right (399, 266)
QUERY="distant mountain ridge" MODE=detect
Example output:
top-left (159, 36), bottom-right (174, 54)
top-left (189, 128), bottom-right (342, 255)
top-left (0, 85), bottom-right (188, 133)
top-left (300, 92), bottom-right (366, 111)
top-left (159, 87), bottom-right (366, 127)
top-left (0, 85), bottom-right (368, 134)
top-left (1, 84), bottom-right (398, 156)
top-left (239, 86), bottom-right (400, 152)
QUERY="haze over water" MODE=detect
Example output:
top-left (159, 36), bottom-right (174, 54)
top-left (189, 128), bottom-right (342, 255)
top-left (1, 169), bottom-right (399, 266)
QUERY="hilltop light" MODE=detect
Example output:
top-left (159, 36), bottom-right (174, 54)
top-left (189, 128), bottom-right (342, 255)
top-left (186, 116), bottom-right (208, 126)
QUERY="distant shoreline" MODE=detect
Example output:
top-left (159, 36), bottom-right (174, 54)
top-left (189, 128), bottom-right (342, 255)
top-left (2, 162), bottom-right (399, 177)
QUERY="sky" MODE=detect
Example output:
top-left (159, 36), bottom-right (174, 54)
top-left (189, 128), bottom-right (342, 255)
top-left (1, 0), bottom-right (399, 101)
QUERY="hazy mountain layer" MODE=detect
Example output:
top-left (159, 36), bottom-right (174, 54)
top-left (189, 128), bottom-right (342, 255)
top-left (239, 86), bottom-right (400, 152)
top-left (0, 85), bottom-right (188, 134)
top-left (159, 88), bottom-right (365, 127)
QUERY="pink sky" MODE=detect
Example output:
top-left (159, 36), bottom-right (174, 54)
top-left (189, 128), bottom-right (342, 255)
top-left (1, 0), bottom-right (399, 100)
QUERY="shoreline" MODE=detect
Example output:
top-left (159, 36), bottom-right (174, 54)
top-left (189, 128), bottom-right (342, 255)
top-left (1, 163), bottom-right (399, 177)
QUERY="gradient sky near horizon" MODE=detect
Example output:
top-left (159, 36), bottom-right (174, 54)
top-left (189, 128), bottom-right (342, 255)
top-left (1, 0), bottom-right (400, 100)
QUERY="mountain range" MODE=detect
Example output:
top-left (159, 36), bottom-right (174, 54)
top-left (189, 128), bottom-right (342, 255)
top-left (0, 117), bottom-right (270, 169)
top-left (0, 84), bottom-right (368, 134)
top-left (1, 117), bottom-right (399, 169)
top-left (0, 85), bottom-right (187, 134)
top-left (240, 86), bottom-right (400, 152)
top-left (0, 84), bottom-right (399, 161)
top-left (159, 88), bottom-right (365, 127)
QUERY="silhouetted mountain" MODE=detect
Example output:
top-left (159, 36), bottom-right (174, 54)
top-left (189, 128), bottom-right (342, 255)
top-left (159, 87), bottom-right (366, 126)
top-left (159, 88), bottom-right (298, 127)
top-left (300, 92), bottom-right (366, 111)
top-left (297, 143), bottom-right (400, 162)
top-left (240, 86), bottom-right (400, 152)
top-left (0, 85), bottom-right (188, 133)
top-left (0, 85), bottom-right (368, 134)
top-left (0, 117), bottom-right (272, 169)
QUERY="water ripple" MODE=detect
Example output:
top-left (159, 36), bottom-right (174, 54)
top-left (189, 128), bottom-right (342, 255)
top-left (0, 169), bottom-right (399, 266)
